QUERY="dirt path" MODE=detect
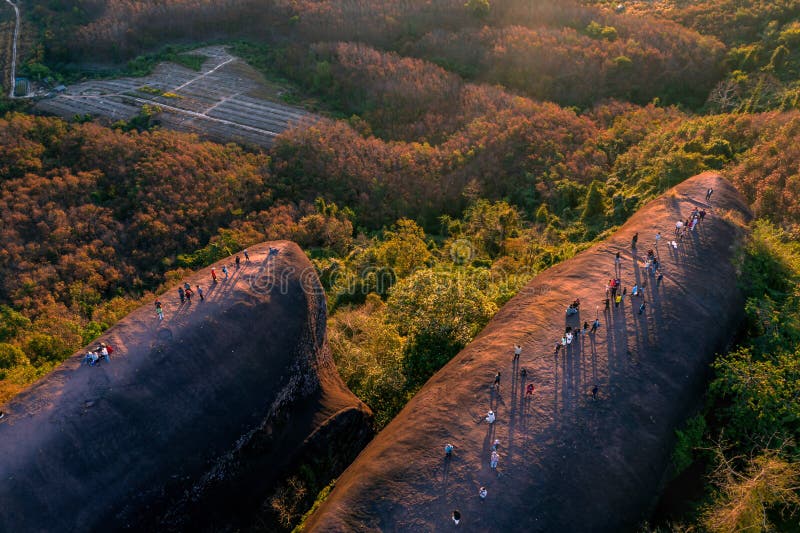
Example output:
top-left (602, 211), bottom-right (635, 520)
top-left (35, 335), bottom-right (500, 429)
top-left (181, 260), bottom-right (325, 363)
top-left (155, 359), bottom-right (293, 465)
top-left (0, 242), bottom-right (372, 532)
top-left (4, 0), bottom-right (18, 98)
top-left (307, 173), bottom-right (752, 532)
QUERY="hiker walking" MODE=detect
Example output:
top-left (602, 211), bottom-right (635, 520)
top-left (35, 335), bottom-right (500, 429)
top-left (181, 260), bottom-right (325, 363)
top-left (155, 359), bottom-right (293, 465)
top-left (513, 344), bottom-right (522, 362)
top-left (639, 299), bottom-right (646, 315)
top-left (183, 282), bottom-right (191, 291)
top-left (631, 232), bottom-right (639, 249)
top-left (705, 187), bottom-right (713, 202)
top-left (485, 410), bottom-right (496, 424)
top-left (655, 231), bottom-right (662, 248)
top-left (211, 268), bottom-right (218, 283)
top-left (222, 265), bottom-right (229, 280)
top-left (184, 286), bottom-right (193, 303)
top-left (235, 255), bottom-right (241, 269)
top-left (196, 285), bottom-right (204, 301)
top-left (178, 287), bottom-right (185, 304)
top-left (452, 510), bottom-right (461, 525)
top-left (493, 371), bottom-right (501, 390)
top-left (445, 443), bottom-right (454, 457)
top-left (243, 249), bottom-right (250, 262)
top-left (479, 487), bottom-right (488, 500)
top-left (591, 318), bottom-right (600, 333)
top-left (520, 367), bottom-right (527, 380)
top-left (526, 383), bottom-right (535, 397)
top-left (155, 301), bottom-right (164, 321)
top-left (490, 450), bottom-right (499, 470)
top-left (591, 385), bottom-right (599, 401)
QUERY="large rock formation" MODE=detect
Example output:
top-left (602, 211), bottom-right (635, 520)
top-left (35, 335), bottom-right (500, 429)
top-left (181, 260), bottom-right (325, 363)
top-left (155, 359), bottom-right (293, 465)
top-left (0, 241), bottom-right (372, 532)
top-left (306, 173), bottom-right (752, 532)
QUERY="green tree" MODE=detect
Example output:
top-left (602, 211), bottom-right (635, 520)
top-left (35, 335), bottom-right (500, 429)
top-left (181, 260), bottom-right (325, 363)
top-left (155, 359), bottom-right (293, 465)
top-left (465, 0), bottom-right (490, 19)
top-left (0, 305), bottom-right (32, 342)
top-left (0, 343), bottom-right (28, 369)
top-left (388, 269), bottom-right (497, 387)
top-left (328, 295), bottom-right (407, 429)
top-left (375, 219), bottom-right (432, 278)
top-left (581, 180), bottom-right (606, 222)
top-left (461, 200), bottom-right (521, 258)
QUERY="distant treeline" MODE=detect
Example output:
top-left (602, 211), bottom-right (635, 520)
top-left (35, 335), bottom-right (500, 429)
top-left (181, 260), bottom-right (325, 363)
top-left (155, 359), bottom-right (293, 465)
top-left (27, 0), bottom-right (722, 107)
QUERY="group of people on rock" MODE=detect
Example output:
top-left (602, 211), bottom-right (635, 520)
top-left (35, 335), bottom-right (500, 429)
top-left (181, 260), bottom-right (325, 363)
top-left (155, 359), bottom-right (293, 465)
top-left (447, 188), bottom-right (716, 525)
top-left (84, 342), bottom-right (113, 366)
top-left (674, 206), bottom-right (706, 240)
top-left (154, 248), bottom-right (258, 322)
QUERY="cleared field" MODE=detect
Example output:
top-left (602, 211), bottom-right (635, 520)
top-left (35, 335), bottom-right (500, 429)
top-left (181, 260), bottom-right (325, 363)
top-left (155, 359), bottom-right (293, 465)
top-left (35, 46), bottom-right (310, 147)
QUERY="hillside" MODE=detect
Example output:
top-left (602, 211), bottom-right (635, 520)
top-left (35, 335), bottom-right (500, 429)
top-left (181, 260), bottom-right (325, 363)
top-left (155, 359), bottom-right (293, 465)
top-left (306, 174), bottom-right (752, 531)
top-left (0, 241), bottom-right (372, 532)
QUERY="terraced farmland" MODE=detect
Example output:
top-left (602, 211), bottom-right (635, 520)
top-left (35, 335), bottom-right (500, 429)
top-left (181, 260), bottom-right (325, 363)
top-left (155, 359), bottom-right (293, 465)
top-left (35, 46), bottom-right (310, 147)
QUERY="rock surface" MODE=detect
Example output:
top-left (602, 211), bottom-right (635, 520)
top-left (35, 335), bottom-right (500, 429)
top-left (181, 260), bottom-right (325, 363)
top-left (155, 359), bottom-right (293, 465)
top-left (306, 173), bottom-right (752, 532)
top-left (0, 241), bottom-right (372, 532)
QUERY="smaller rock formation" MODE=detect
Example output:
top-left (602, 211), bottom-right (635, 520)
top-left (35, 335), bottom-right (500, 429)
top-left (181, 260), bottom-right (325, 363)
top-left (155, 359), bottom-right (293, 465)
top-left (0, 241), bottom-right (372, 532)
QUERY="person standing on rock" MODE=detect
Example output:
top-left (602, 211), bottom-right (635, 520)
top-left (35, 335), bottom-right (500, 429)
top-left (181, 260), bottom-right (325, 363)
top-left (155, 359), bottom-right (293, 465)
top-left (591, 385), bottom-right (599, 401)
top-left (554, 342), bottom-right (561, 356)
top-left (614, 251), bottom-right (621, 274)
top-left (222, 265), bottom-right (229, 280)
top-left (211, 268), bottom-right (218, 283)
top-left (178, 287), bottom-right (185, 304)
top-left (243, 249), bottom-right (250, 262)
top-left (493, 371), bottom-right (501, 390)
top-left (445, 443), bottom-right (454, 457)
top-left (706, 187), bottom-right (714, 202)
top-left (520, 367), bottom-right (527, 380)
top-left (196, 285), bottom-right (204, 301)
top-left (639, 299), bottom-right (646, 315)
top-left (526, 383), bottom-right (535, 397)
top-left (490, 450), bottom-right (499, 470)
top-left (479, 487), bottom-right (488, 500)
top-left (631, 232), bottom-right (639, 249)
top-left (485, 410), bottom-right (496, 424)
top-left (155, 301), bottom-right (164, 321)
top-left (452, 510), bottom-right (461, 525)
top-left (184, 286), bottom-right (193, 303)
top-left (513, 344), bottom-right (522, 362)
top-left (235, 255), bottom-right (241, 269)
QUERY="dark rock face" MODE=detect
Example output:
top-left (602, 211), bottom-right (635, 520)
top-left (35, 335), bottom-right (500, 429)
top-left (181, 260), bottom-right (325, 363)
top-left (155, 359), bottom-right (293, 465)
top-left (0, 241), bottom-right (372, 532)
top-left (306, 174), bottom-right (752, 532)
